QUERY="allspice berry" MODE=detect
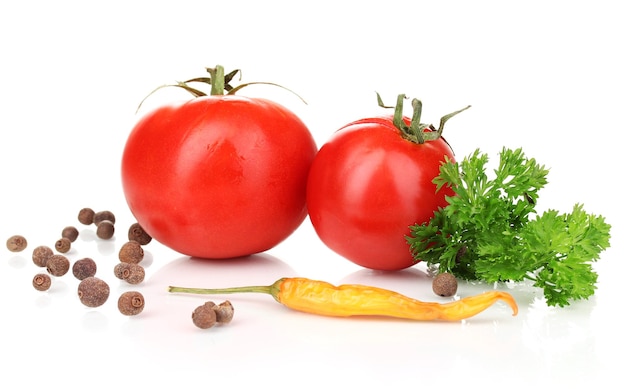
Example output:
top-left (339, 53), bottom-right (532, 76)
top-left (96, 220), bottom-right (115, 239)
top-left (128, 222), bottom-right (152, 245)
top-left (55, 237), bottom-right (72, 253)
top-left (113, 263), bottom-right (145, 284)
top-left (118, 240), bottom-right (144, 264)
top-left (192, 302), bottom-right (217, 329)
top-left (72, 258), bottom-right (97, 280)
top-left (78, 208), bottom-right (95, 225)
top-left (77, 277), bottom-right (110, 307)
top-left (6, 235), bottom-right (27, 252)
top-left (118, 291), bottom-right (145, 316)
top-left (113, 262), bottom-right (132, 280)
top-left (46, 254), bottom-right (70, 277)
top-left (202, 301), bottom-right (217, 309)
top-left (125, 264), bottom-right (145, 285)
top-left (61, 226), bottom-right (79, 242)
top-left (214, 300), bottom-right (234, 324)
top-left (432, 272), bottom-right (458, 297)
top-left (32, 245), bottom-right (54, 267)
top-left (93, 210), bottom-right (116, 226)
top-left (33, 273), bottom-right (52, 291)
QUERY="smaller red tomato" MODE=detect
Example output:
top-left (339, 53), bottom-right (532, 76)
top-left (306, 95), bottom-right (470, 271)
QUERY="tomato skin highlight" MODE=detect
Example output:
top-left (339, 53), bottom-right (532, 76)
top-left (306, 116), bottom-right (455, 271)
top-left (121, 95), bottom-right (317, 259)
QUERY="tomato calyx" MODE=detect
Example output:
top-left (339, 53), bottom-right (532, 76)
top-left (137, 65), bottom-right (306, 112)
top-left (171, 65), bottom-right (242, 96)
top-left (376, 93), bottom-right (471, 145)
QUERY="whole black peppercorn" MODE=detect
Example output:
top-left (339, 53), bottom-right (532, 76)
top-left (72, 258), bottom-right (97, 280)
top-left (118, 291), bottom-right (145, 316)
top-left (32, 245), bottom-right (54, 267)
top-left (6, 235), bottom-right (27, 252)
top-left (32, 273), bottom-right (52, 291)
top-left (192, 302), bottom-right (217, 329)
top-left (55, 237), bottom-right (72, 253)
top-left (432, 272), bottom-right (458, 297)
top-left (128, 222), bottom-right (152, 245)
top-left (61, 226), bottom-right (79, 242)
top-left (93, 210), bottom-right (116, 226)
top-left (46, 254), bottom-right (70, 277)
top-left (96, 220), bottom-right (115, 239)
top-left (118, 240), bottom-right (144, 264)
top-left (77, 277), bottom-right (110, 307)
top-left (78, 208), bottom-right (95, 225)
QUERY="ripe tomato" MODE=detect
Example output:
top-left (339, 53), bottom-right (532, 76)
top-left (306, 96), bottom-right (468, 270)
top-left (121, 67), bottom-right (317, 259)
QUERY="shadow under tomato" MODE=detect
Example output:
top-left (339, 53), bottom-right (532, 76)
top-left (338, 264), bottom-right (433, 298)
top-left (146, 252), bottom-right (298, 294)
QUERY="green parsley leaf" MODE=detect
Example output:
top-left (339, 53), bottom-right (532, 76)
top-left (407, 147), bottom-right (611, 307)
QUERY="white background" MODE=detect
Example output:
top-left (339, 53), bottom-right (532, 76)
top-left (1, 1), bottom-right (624, 387)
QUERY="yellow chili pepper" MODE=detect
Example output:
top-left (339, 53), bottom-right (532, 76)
top-left (168, 277), bottom-right (518, 321)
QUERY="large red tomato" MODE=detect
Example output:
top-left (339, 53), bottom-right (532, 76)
top-left (121, 67), bottom-right (317, 259)
top-left (306, 96), bottom-right (469, 270)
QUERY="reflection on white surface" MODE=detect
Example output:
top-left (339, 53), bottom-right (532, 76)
top-left (0, 230), bottom-right (619, 387)
top-left (522, 297), bottom-right (596, 377)
top-left (0, 179), bottom-right (620, 389)
top-left (81, 310), bottom-right (110, 331)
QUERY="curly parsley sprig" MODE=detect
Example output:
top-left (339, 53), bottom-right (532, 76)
top-left (407, 147), bottom-right (611, 307)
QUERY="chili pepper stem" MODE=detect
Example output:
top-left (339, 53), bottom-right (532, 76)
top-left (168, 285), bottom-right (270, 294)
top-left (168, 278), bottom-right (284, 303)
top-left (168, 285), bottom-right (271, 295)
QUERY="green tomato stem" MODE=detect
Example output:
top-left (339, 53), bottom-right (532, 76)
top-left (377, 92), bottom-right (471, 144)
top-left (207, 65), bottom-right (226, 95)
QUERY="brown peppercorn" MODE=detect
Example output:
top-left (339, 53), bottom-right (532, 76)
top-left (32, 273), bottom-right (52, 291)
top-left (6, 235), bottom-right (27, 252)
top-left (32, 245), bottom-right (54, 267)
top-left (113, 262), bottom-right (144, 284)
top-left (118, 240), bottom-right (144, 264)
top-left (96, 220), bottom-right (115, 239)
top-left (78, 207), bottom-right (95, 225)
top-left (128, 222), bottom-right (152, 245)
top-left (125, 264), bottom-right (145, 285)
top-left (202, 301), bottom-right (217, 309)
top-left (46, 254), bottom-right (70, 277)
top-left (93, 210), bottom-right (116, 226)
top-left (213, 300), bottom-right (234, 324)
top-left (192, 302), bottom-right (217, 329)
top-left (77, 277), bottom-right (110, 307)
top-left (432, 272), bottom-right (458, 297)
top-left (113, 262), bottom-right (132, 280)
top-left (61, 226), bottom-right (79, 242)
top-left (72, 258), bottom-right (97, 280)
top-left (54, 237), bottom-right (72, 253)
top-left (118, 291), bottom-right (145, 316)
